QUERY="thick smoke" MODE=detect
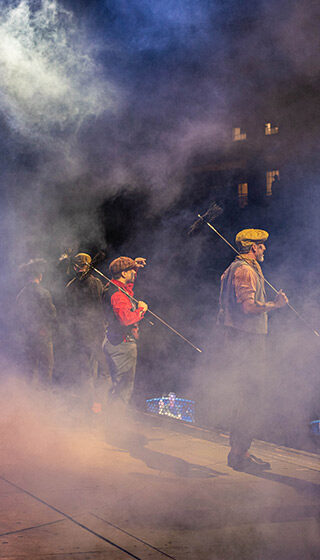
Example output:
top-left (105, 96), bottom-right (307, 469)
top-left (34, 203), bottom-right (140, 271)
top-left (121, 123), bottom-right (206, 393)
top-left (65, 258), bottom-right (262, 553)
top-left (0, 0), bottom-right (118, 141)
top-left (0, 0), bottom-right (121, 265)
top-left (1, 0), bottom-right (319, 229)
top-left (0, 4), bottom-right (320, 559)
top-left (1, 0), bottom-right (320, 459)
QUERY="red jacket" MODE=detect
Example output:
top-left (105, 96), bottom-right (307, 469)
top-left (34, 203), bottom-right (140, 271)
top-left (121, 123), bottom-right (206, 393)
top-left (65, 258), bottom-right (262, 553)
top-left (109, 280), bottom-right (146, 325)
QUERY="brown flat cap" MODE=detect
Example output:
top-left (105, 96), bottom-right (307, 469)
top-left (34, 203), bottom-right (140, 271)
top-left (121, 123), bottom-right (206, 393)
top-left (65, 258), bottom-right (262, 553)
top-left (109, 256), bottom-right (137, 277)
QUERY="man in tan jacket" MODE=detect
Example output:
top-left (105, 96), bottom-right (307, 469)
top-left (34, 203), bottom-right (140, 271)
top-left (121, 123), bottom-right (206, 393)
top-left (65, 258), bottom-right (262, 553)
top-left (219, 229), bottom-right (288, 471)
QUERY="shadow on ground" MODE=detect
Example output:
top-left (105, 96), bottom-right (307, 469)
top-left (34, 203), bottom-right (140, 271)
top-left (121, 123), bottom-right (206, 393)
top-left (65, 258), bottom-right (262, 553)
top-left (104, 428), bottom-right (225, 478)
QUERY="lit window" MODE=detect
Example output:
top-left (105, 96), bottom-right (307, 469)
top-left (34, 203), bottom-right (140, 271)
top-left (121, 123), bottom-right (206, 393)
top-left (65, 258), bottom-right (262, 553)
top-left (265, 122), bottom-right (279, 135)
top-left (232, 127), bottom-right (247, 141)
top-left (266, 170), bottom-right (279, 196)
top-left (238, 183), bottom-right (248, 207)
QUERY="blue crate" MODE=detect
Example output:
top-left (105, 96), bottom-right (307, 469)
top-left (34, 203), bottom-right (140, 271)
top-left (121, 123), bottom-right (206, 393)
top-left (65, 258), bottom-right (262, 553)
top-left (310, 420), bottom-right (320, 435)
top-left (146, 393), bottom-right (195, 423)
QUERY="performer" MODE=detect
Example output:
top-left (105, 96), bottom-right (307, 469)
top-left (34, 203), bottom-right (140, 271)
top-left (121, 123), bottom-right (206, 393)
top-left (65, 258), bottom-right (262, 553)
top-left (218, 229), bottom-right (288, 471)
top-left (103, 256), bottom-right (148, 408)
top-left (65, 253), bottom-right (111, 410)
top-left (16, 258), bottom-right (57, 386)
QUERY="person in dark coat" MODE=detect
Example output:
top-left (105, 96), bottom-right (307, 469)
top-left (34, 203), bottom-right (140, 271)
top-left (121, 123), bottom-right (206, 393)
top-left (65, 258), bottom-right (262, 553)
top-left (65, 253), bottom-right (111, 411)
top-left (16, 258), bottom-right (57, 386)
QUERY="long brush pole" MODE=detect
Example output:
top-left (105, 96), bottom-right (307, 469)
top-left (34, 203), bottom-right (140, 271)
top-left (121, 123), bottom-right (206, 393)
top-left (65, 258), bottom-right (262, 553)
top-left (199, 216), bottom-right (320, 338)
top-left (92, 266), bottom-right (203, 353)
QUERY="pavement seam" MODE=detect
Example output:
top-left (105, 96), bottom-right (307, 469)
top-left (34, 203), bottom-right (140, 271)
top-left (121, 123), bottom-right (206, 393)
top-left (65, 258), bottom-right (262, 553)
top-left (90, 512), bottom-right (177, 560)
top-left (0, 475), bottom-right (143, 560)
top-left (0, 519), bottom-right (65, 538)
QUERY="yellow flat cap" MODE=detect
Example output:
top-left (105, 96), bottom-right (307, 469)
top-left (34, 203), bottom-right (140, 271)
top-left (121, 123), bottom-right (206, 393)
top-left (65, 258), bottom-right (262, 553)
top-left (236, 229), bottom-right (269, 249)
top-left (74, 253), bottom-right (92, 265)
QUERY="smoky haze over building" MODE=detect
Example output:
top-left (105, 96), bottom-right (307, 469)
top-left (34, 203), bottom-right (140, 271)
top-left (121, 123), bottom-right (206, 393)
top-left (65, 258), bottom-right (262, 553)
top-left (0, 0), bottom-right (320, 456)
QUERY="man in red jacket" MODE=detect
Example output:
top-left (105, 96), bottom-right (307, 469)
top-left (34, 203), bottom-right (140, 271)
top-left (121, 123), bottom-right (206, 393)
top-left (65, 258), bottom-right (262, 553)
top-left (103, 256), bottom-right (148, 407)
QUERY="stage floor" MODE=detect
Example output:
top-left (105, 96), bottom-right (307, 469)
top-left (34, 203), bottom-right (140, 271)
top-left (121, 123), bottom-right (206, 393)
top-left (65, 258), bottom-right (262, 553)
top-left (0, 407), bottom-right (319, 560)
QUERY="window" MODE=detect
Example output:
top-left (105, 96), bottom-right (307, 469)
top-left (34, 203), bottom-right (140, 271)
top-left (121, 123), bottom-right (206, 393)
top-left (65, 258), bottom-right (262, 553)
top-left (238, 183), bottom-right (248, 207)
top-left (265, 122), bottom-right (279, 135)
top-left (232, 127), bottom-right (247, 141)
top-left (266, 170), bottom-right (279, 196)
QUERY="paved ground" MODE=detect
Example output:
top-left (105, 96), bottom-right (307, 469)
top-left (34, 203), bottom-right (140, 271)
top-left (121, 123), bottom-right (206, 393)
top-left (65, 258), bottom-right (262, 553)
top-left (0, 398), bottom-right (319, 560)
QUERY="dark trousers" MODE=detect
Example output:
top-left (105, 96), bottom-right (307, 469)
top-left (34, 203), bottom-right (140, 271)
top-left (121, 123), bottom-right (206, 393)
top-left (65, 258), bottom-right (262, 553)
top-left (65, 327), bottom-right (112, 411)
top-left (224, 328), bottom-right (267, 455)
top-left (24, 333), bottom-right (54, 386)
top-left (103, 337), bottom-right (137, 406)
